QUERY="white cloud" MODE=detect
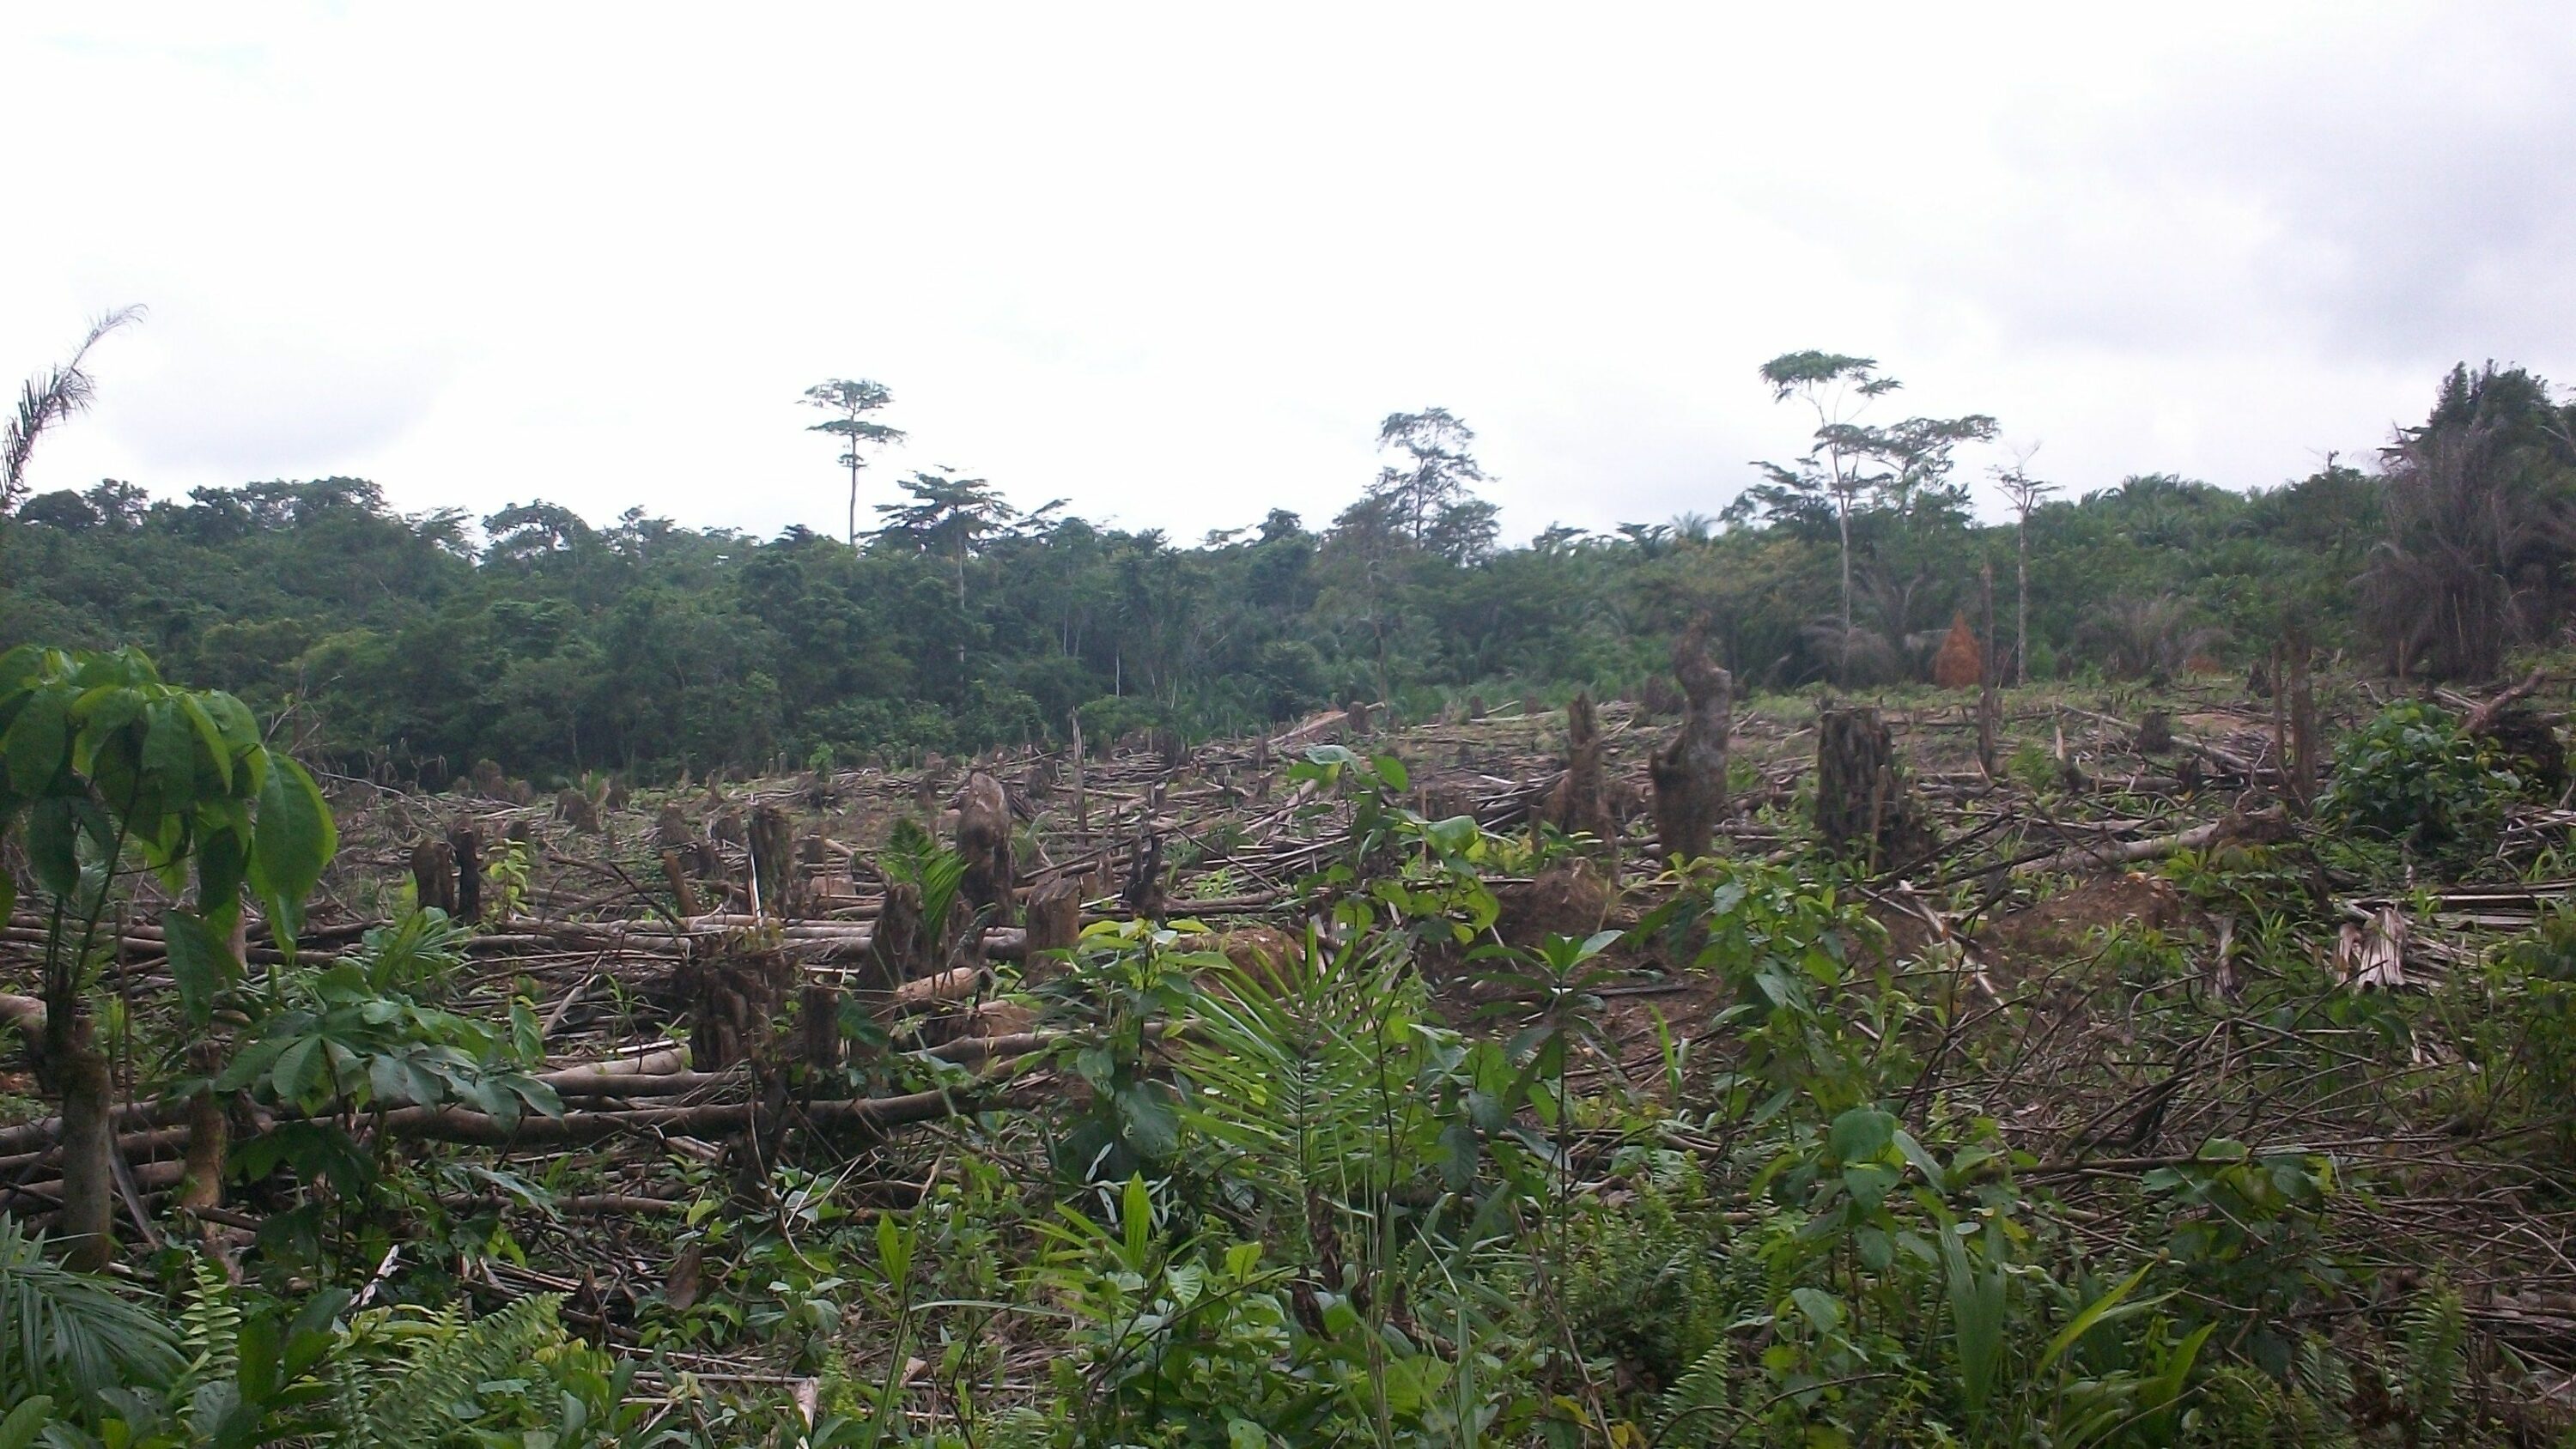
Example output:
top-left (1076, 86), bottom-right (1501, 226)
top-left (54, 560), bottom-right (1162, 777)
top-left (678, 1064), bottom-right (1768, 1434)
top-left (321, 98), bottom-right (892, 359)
top-left (3, 2), bottom-right (2568, 541)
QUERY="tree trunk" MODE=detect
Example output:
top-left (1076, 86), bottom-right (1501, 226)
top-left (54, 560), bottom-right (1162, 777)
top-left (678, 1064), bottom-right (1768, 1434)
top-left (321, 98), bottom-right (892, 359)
top-left (449, 823), bottom-right (483, 925)
top-left (1814, 706), bottom-right (1935, 873)
top-left (1977, 563), bottom-right (2002, 779)
top-left (957, 772), bottom-right (1015, 926)
top-left (410, 838), bottom-right (457, 916)
top-left (1547, 692), bottom-right (1616, 852)
top-left (1022, 876), bottom-right (1084, 983)
top-left (749, 804), bottom-right (793, 919)
top-left (1649, 627), bottom-right (1731, 863)
top-left (47, 1009), bottom-right (115, 1270)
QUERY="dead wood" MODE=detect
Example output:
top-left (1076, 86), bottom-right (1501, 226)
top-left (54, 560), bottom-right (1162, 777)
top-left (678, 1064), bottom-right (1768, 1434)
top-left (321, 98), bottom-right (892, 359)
top-left (449, 823), bottom-right (483, 925)
top-left (1648, 627), bottom-right (1730, 863)
top-left (957, 772), bottom-right (1015, 925)
top-left (1547, 691), bottom-right (1616, 849)
top-left (410, 839), bottom-right (457, 916)
top-left (1815, 706), bottom-right (1935, 872)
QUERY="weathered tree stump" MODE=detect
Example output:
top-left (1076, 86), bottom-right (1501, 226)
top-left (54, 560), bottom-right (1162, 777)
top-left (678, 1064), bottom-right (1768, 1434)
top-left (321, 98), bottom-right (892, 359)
top-left (1649, 628), bottom-right (1732, 864)
top-left (448, 823), bottom-right (483, 925)
top-left (2136, 710), bottom-right (2174, 755)
top-left (654, 803), bottom-right (691, 851)
top-left (1547, 691), bottom-right (1616, 850)
top-left (682, 949), bottom-right (794, 1071)
top-left (1814, 706), bottom-right (1936, 872)
top-left (800, 983), bottom-right (843, 1074)
top-left (957, 771), bottom-right (1015, 927)
top-left (410, 838), bottom-right (458, 916)
top-left (1122, 832), bottom-right (1167, 922)
top-left (1023, 875), bottom-right (1084, 981)
top-left (870, 880), bottom-right (927, 994)
top-left (749, 804), bottom-right (793, 919)
top-left (556, 788), bottom-right (601, 834)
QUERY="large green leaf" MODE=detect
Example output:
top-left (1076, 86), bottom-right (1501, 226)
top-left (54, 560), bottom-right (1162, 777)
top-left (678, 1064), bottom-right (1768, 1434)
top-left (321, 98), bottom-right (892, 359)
top-left (247, 752), bottom-right (335, 944)
top-left (163, 907), bottom-right (237, 1026)
top-left (3, 688), bottom-right (67, 794)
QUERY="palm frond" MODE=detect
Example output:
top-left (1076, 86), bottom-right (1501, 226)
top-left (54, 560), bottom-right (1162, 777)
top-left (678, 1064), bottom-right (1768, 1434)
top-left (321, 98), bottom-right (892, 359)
top-left (0, 1216), bottom-right (185, 1409)
top-left (3, 306), bottom-right (143, 505)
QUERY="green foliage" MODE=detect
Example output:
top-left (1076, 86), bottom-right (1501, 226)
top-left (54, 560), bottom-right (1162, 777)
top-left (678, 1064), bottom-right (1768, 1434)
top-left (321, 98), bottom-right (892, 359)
top-left (2323, 701), bottom-right (2522, 844)
top-left (0, 1219), bottom-right (183, 1420)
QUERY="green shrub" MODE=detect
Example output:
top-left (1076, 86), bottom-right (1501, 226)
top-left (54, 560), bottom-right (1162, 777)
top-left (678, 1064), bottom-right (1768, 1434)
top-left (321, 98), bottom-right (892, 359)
top-left (2321, 701), bottom-right (2518, 843)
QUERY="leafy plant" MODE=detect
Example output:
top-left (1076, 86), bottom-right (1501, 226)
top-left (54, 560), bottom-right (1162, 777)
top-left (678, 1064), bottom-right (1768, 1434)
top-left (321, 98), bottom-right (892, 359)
top-left (2322, 700), bottom-right (2520, 844)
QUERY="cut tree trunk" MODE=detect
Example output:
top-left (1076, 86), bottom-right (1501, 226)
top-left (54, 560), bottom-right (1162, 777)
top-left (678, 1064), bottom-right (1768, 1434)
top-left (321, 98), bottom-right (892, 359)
top-left (749, 804), bottom-right (793, 919)
top-left (957, 772), bottom-right (1015, 926)
top-left (1023, 876), bottom-right (1083, 980)
top-left (1649, 627), bottom-right (1731, 864)
top-left (1547, 691), bottom-right (1616, 851)
top-left (1814, 706), bottom-right (1936, 873)
top-left (410, 839), bottom-right (457, 916)
top-left (450, 824), bottom-right (483, 925)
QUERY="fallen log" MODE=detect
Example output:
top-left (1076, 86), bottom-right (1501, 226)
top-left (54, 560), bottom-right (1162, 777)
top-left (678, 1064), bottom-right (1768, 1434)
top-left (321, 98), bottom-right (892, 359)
top-left (2017, 808), bottom-right (2289, 877)
top-left (376, 1078), bottom-right (1036, 1146)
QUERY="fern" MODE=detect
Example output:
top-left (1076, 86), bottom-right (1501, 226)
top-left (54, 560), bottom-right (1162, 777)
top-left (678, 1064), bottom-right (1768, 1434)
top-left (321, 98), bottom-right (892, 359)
top-left (337, 1294), bottom-right (567, 1448)
top-left (1655, 1341), bottom-right (1736, 1447)
top-left (2398, 1282), bottom-right (2466, 1438)
top-left (171, 1254), bottom-right (240, 1405)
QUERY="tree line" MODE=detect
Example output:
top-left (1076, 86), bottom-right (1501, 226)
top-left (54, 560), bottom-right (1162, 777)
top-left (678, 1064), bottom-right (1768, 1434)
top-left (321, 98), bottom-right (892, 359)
top-left (3, 352), bottom-right (2567, 788)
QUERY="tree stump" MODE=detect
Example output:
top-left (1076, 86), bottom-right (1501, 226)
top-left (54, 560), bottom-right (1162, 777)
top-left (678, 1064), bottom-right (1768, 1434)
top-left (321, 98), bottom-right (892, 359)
top-left (800, 983), bottom-right (843, 1074)
top-left (2136, 710), bottom-right (2174, 755)
top-left (1814, 706), bottom-right (1935, 872)
top-left (682, 949), bottom-right (794, 1071)
top-left (1023, 876), bottom-right (1084, 982)
top-left (1122, 832), bottom-right (1167, 922)
top-left (448, 824), bottom-right (483, 925)
top-left (1547, 691), bottom-right (1616, 850)
top-left (749, 804), bottom-right (794, 919)
top-left (957, 771), bottom-right (1016, 927)
top-left (556, 788), bottom-right (601, 834)
top-left (869, 880), bottom-right (928, 996)
top-left (1649, 628), bottom-right (1732, 864)
top-left (410, 838), bottom-right (458, 916)
top-left (654, 803), bottom-right (691, 851)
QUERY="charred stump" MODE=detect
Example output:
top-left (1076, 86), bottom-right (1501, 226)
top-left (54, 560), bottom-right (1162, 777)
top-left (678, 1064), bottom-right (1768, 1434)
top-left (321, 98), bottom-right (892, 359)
top-left (1814, 706), bottom-right (1936, 872)
top-left (557, 788), bottom-right (601, 834)
top-left (1648, 628), bottom-right (1732, 864)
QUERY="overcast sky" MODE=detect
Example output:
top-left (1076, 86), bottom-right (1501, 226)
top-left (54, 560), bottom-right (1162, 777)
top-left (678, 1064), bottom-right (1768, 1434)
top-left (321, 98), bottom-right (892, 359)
top-left (4, 3), bottom-right (2572, 545)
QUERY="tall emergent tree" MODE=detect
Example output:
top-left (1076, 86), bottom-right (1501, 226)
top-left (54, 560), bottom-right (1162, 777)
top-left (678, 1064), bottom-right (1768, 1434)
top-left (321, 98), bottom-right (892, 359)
top-left (801, 379), bottom-right (906, 548)
top-left (1364, 408), bottom-right (1492, 555)
top-left (1744, 352), bottom-right (1900, 669)
top-left (1993, 454), bottom-right (2059, 685)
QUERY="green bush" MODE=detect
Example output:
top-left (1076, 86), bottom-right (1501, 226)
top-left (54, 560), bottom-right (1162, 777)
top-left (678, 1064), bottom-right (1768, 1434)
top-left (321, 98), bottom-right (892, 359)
top-left (2321, 701), bottom-right (2519, 843)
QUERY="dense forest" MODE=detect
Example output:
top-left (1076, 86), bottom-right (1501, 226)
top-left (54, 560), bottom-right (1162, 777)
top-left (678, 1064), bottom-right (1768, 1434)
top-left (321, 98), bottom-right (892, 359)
top-left (15, 351), bottom-right (2561, 786)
